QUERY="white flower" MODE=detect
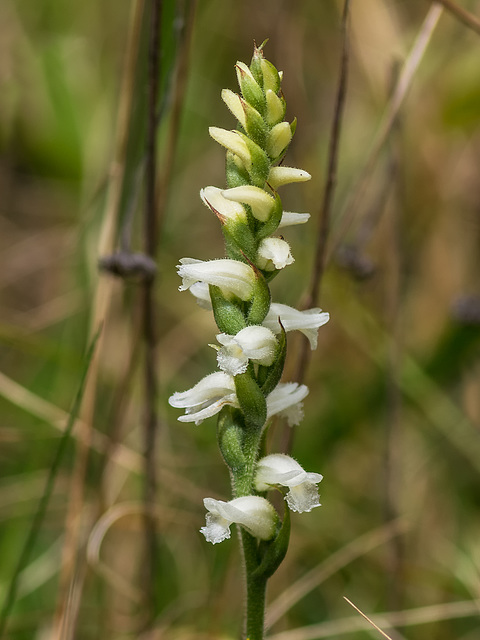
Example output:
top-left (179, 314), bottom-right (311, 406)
top-left (268, 166), bottom-right (311, 189)
top-left (278, 212), bottom-right (310, 228)
top-left (257, 238), bottom-right (294, 271)
top-left (201, 496), bottom-right (277, 544)
top-left (255, 454), bottom-right (323, 513)
top-left (168, 372), bottom-right (237, 425)
top-left (266, 382), bottom-right (309, 426)
top-left (263, 303), bottom-right (330, 350)
top-left (177, 258), bottom-right (255, 301)
top-left (222, 185), bottom-right (275, 222)
top-left (216, 326), bottom-right (278, 376)
top-left (200, 186), bottom-right (247, 223)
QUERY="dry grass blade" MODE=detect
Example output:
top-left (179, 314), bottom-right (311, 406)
top-left (267, 599), bottom-right (480, 640)
top-left (327, 3), bottom-right (443, 261)
top-left (266, 519), bottom-right (407, 628)
top-left (343, 597), bottom-right (393, 639)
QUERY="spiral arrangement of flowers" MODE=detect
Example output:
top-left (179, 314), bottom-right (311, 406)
top-left (169, 42), bottom-right (329, 639)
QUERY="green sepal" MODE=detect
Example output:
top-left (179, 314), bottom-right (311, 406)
top-left (217, 406), bottom-right (246, 474)
top-left (256, 192), bottom-right (283, 240)
top-left (253, 503), bottom-right (291, 579)
top-left (242, 100), bottom-right (268, 148)
top-left (234, 370), bottom-right (267, 431)
top-left (209, 285), bottom-right (247, 334)
top-left (222, 221), bottom-right (257, 263)
top-left (226, 151), bottom-right (250, 188)
top-left (249, 42), bottom-right (265, 86)
top-left (290, 117), bottom-right (297, 137)
top-left (237, 65), bottom-right (266, 115)
top-left (260, 325), bottom-right (286, 396)
top-left (246, 268), bottom-right (271, 325)
top-left (237, 132), bottom-right (270, 188)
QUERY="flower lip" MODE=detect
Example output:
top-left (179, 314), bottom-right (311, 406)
top-left (257, 238), bottom-right (294, 271)
top-left (266, 382), bottom-right (309, 426)
top-left (255, 454), bottom-right (323, 513)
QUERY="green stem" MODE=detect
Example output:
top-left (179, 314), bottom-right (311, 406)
top-left (241, 529), bottom-right (267, 640)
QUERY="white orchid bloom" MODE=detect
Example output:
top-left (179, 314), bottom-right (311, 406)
top-left (266, 382), bottom-right (309, 426)
top-left (168, 371), bottom-right (237, 425)
top-left (278, 212), bottom-right (310, 228)
top-left (201, 496), bottom-right (277, 544)
top-left (257, 238), bottom-right (294, 271)
top-left (200, 186), bottom-right (247, 223)
top-left (262, 303), bottom-right (330, 350)
top-left (255, 454), bottom-right (323, 513)
top-left (215, 326), bottom-right (278, 376)
top-left (268, 166), bottom-right (311, 189)
top-left (177, 258), bottom-right (255, 301)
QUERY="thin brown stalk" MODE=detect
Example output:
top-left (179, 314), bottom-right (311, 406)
top-left (434, 0), bottom-right (480, 35)
top-left (343, 598), bottom-right (394, 640)
top-left (50, 2), bottom-right (146, 638)
top-left (326, 3), bottom-right (443, 263)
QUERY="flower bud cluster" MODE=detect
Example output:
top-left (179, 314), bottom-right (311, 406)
top-left (169, 44), bottom-right (328, 551)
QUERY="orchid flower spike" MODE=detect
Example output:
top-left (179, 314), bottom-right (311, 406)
top-left (255, 454), bottom-right (323, 513)
top-left (168, 372), bottom-right (237, 424)
top-left (201, 496), bottom-right (278, 544)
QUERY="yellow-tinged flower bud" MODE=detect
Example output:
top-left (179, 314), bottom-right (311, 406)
top-left (266, 122), bottom-right (292, 160)
top-left (265, 89), bottom-right (286, 126)
top-left (209, 127), bottom-right (251, 169)
top-left (221, 89), bottom-right (247, 128)
top-left (268, 166), bottom-right (311, 189)
top-left (260, 58), bottom-right (281, 93)
top-left (222, 185), bottom-right (275, 222)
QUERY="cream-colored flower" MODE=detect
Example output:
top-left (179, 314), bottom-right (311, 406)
top-left (222, 186), bottom-right (275, 222)
top-left (200, 186), bottom-right (246, 223)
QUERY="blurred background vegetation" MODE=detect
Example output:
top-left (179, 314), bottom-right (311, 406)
top-left (1, 0), bottom-right (480, 639)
